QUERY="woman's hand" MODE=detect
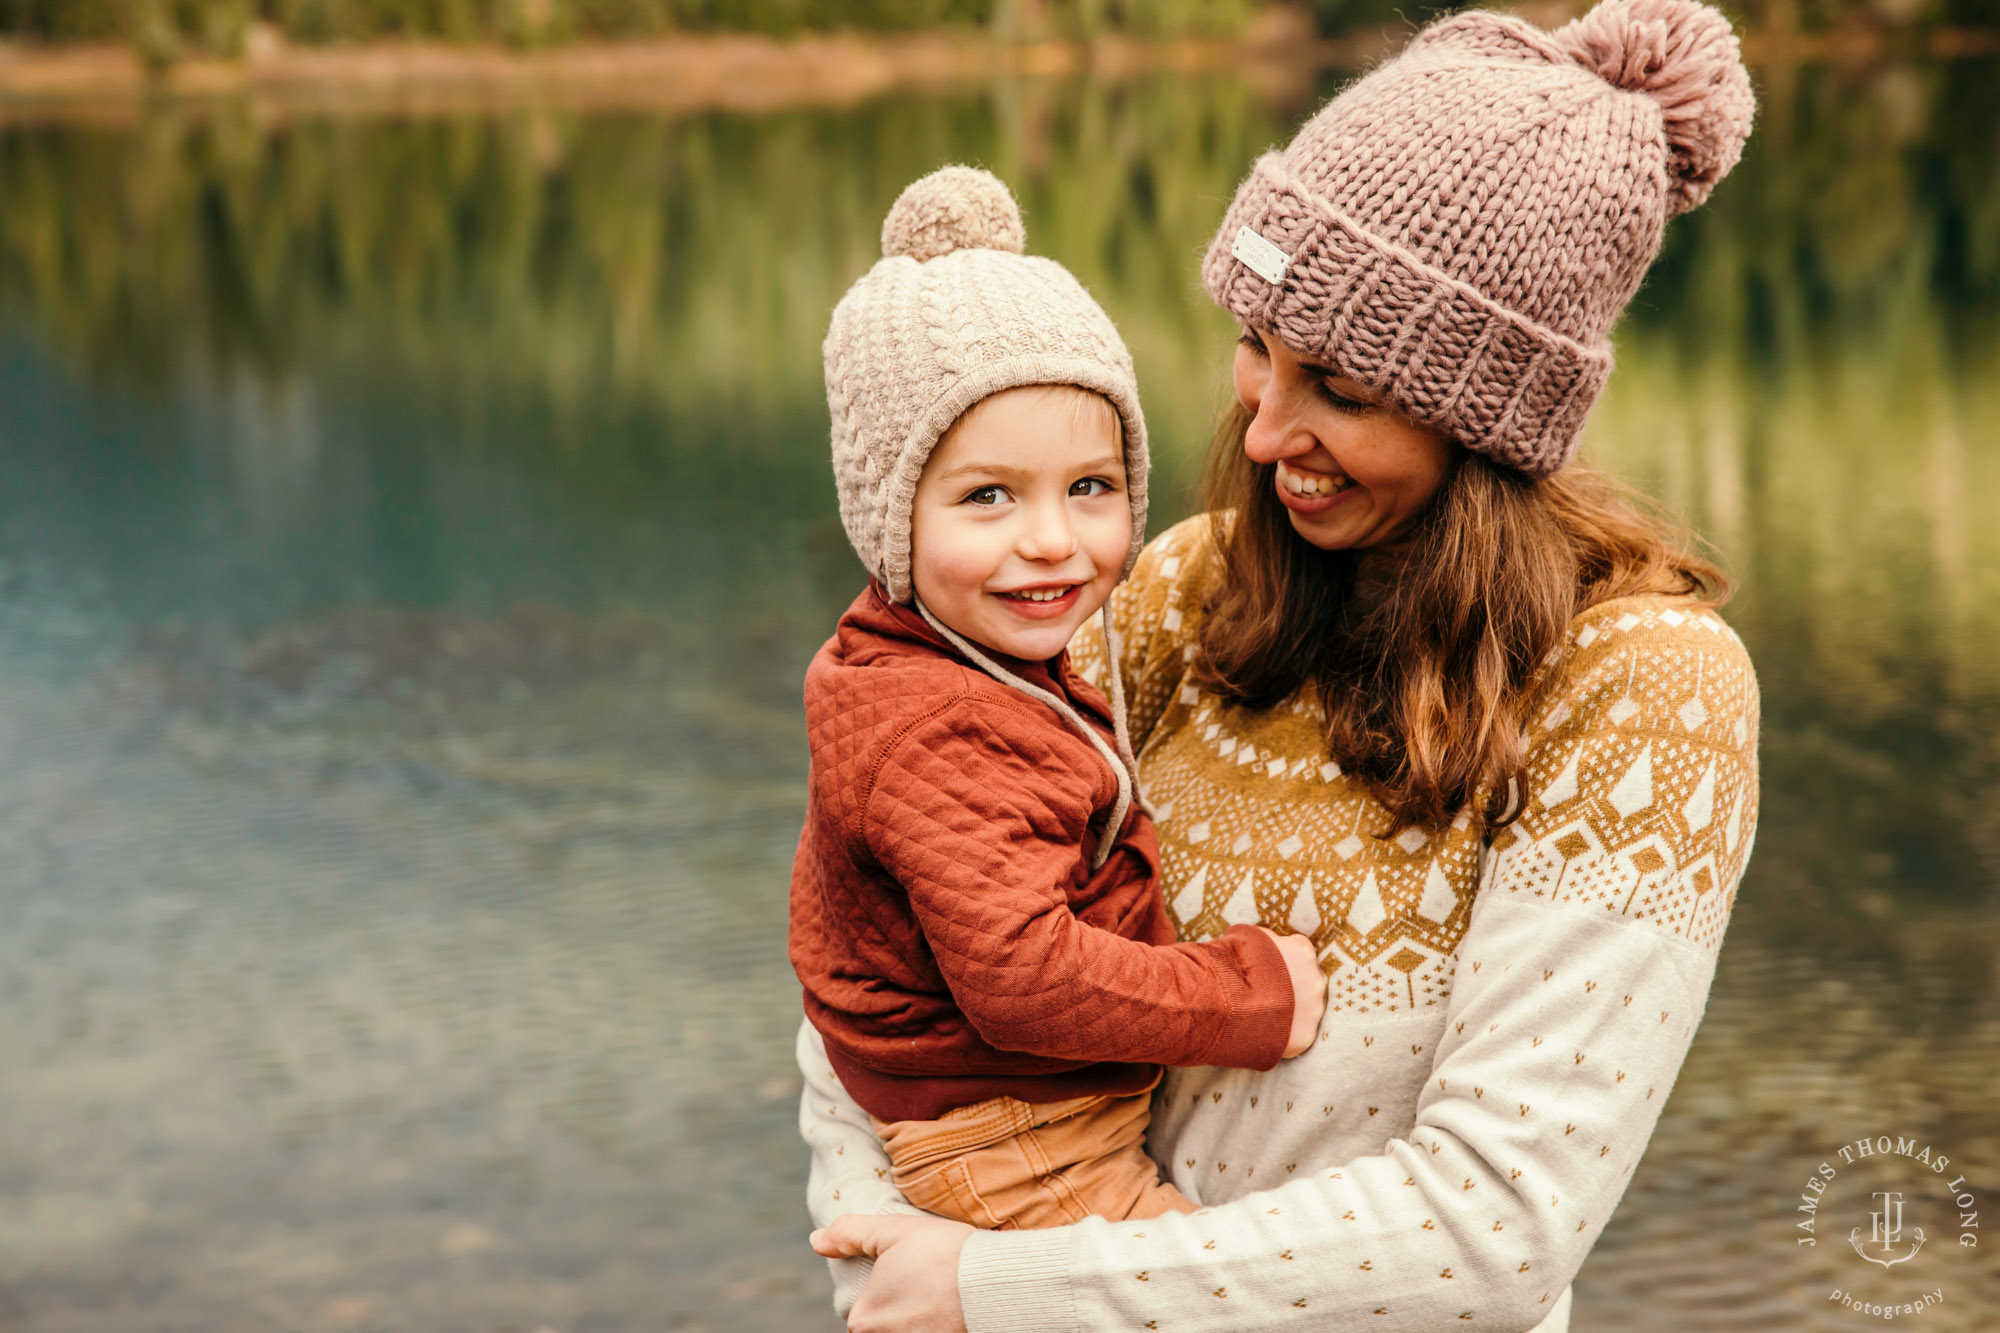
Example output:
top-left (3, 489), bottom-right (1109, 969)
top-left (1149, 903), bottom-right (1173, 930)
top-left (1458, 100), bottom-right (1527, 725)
top-left (811, 1213), bottom-right (974, 1333)
top-left (1258, 927), bottom-right (1330, 1058)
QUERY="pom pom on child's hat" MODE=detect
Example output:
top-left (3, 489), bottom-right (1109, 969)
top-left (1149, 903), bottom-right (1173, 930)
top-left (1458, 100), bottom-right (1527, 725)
top-left (879, 164), bottom-right (1028, 261)
top-left (824, 166), bottom-right (1148, 605)
top-left (1202, 0), bottom-right (1754, 478)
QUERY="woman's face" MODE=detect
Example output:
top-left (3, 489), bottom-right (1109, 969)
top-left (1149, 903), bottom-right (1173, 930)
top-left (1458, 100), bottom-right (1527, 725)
top-left (1232, 325), bottom-right (1456, 551)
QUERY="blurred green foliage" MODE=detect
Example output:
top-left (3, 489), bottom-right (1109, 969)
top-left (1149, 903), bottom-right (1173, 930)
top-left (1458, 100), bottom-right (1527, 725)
top-left (1298, 0), bottom-right (2000, 38)
top-left (0, 74), bottom-right (1285, 493)
top-left (3, 56), bottom-right (1996, 479)
top-left (1304, 0), bottom-right (1456, 35)
top-left (1, 0), bottom-right (1993, 54)
top-left (0, 0), bottom-right (1269, 48)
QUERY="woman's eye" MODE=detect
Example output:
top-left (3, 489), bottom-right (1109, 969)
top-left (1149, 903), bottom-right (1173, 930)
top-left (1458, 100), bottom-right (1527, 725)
top-left (1315, 381), bottom-right (1371, 415)
top-left (1070, 477), bottom-right (1114, 498)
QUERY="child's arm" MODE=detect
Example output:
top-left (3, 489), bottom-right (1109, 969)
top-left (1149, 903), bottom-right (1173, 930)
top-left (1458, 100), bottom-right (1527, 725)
top-left (865, 703), bottom-right (1316, 1072)
top-left (1267, 928), bottom-right (1328, 1059)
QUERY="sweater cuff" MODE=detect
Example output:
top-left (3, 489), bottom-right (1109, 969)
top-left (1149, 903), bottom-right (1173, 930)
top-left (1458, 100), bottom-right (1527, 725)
top-left (959, 1226), bottom-right (1077, 1333)
top-left (827, 1255), bottom-right (874, 1320)
top-left (1212, 922), bottom-right (1298, 1070)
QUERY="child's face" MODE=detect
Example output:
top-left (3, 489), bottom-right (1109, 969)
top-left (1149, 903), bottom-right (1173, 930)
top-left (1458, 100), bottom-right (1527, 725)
top-left (910, 385), bottom-right (1130, 662)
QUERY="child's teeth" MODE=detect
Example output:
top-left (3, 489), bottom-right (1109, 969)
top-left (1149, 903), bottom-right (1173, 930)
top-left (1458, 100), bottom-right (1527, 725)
top-left (1011, 587), bottom-right (1070, 602)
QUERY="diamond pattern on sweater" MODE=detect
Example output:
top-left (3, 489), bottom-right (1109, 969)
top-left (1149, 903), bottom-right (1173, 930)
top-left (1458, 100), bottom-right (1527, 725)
top-left (1070, 515), bottom-right (1760, 1015)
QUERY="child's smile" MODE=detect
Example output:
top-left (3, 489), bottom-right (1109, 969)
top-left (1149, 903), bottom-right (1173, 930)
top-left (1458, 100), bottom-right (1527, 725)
top-left (993, 582), bottom-right (1083, 616)
top-left (909, 385), bottom-right (1131, 663)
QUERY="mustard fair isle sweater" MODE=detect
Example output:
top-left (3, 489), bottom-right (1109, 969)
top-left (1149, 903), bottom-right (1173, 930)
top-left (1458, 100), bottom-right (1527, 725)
top-left (798, 514), bottom-right (1761, 1333)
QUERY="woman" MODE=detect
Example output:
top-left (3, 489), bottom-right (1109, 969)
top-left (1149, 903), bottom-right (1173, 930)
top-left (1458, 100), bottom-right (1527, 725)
top-left (802, 1), bottom-right (1760, 1328)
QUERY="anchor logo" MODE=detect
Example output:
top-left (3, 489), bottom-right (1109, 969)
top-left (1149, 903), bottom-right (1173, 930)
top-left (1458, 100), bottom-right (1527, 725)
top-left (1850, 1191), bottom-right (1925, 1269)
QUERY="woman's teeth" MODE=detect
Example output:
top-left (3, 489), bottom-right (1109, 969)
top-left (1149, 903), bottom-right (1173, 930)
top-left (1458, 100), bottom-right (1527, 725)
top-left (1278, 462), bottom-right (1352, 496)
top-left (1003, 586), bottom-right (1073, 602)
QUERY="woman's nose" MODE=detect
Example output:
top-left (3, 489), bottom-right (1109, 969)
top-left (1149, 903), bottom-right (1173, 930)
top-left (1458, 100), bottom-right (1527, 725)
top-left (1242, 391), bottom-right (1318, 465)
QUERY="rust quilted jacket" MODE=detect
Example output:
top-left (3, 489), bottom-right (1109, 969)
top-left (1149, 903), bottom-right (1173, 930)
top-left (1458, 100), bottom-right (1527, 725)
top-left (790, 585), bottom-right (1294, 1122)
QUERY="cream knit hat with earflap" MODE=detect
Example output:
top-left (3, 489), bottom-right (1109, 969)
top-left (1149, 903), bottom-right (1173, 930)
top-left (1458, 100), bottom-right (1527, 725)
top-left (1203, 0), bottom-right (1755, 476)
top-left (823, 166), bottom-right (1149, 606)
top-left (822, 166), bottom-right (1154, 870)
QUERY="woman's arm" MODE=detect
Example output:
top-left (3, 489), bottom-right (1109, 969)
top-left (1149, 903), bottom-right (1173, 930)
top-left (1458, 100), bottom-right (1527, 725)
top-left (945, 606), bottom-right (1761, 1332)
top-left (952, 894), bottom-right (1731, 1331)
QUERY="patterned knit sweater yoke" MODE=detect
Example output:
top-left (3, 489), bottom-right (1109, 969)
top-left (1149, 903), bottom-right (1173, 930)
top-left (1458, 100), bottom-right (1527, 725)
top-left (798, 514), bottom-right (1761, 1333)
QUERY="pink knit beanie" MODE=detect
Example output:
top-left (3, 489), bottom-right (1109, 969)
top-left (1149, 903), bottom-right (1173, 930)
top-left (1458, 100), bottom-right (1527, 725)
top-left (824, 166), bottom-right (1149, 604)
top-left (1203, 0), bottom-right (1755, 476)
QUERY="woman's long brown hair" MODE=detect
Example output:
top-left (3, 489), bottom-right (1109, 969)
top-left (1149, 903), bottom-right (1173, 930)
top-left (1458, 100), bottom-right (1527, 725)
top-left (1193, 403), bottom-right (1729, 834)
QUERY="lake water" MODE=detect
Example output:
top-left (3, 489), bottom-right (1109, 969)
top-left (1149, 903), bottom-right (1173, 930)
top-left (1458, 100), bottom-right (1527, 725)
top-left (2, 56), bottom-right (1997, 1333)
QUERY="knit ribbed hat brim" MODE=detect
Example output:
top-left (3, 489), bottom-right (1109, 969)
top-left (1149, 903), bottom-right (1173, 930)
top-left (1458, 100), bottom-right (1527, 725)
top-left (1204, 154), bottom-right (1614, 477)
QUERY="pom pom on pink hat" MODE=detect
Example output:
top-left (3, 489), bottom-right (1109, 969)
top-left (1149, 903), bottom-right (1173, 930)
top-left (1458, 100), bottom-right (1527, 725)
top-left (1202, 0), bottom-right (1755, 477)
top-left (1555, 0), bottom-right (1757, 215)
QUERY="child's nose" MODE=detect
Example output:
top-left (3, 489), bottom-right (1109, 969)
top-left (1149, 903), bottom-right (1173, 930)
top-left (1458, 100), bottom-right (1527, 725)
top-left (1016, 501), bottom-right (1080, 562)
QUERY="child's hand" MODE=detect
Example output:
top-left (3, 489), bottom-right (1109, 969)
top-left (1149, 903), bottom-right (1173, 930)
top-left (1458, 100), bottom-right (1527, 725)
top-left (1258, 927), bottom-right (1329, 1058)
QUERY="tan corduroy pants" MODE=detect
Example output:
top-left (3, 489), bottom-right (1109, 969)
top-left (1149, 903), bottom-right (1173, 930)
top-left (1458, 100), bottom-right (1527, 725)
top-left (871, 1078), bottom-right (1197, 1230)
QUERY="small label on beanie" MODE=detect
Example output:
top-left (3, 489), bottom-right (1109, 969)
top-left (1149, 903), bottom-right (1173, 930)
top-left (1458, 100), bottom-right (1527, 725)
top-left (1231, 226), bottom-right (1289, 284)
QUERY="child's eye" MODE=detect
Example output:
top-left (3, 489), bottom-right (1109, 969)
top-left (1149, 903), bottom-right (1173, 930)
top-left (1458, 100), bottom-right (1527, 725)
top-left (963, 485), bottom-right (1007, 506)
top-left (1237, 328), bottom-right (1267, 357)
top-left (1069, 477), bottom-right (1115, 498)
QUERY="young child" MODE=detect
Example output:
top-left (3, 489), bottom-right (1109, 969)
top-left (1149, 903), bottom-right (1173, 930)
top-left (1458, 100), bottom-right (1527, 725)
top-left (789, 166), bottom-right (1326, 1230)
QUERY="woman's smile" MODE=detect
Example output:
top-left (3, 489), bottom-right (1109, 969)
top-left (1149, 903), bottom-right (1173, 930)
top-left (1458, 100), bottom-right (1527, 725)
top-left (1274, 459), bottom-right (1357, 514)
top-left (1233, 325), bottom-right (1455, 550)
